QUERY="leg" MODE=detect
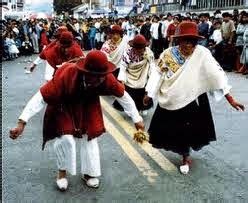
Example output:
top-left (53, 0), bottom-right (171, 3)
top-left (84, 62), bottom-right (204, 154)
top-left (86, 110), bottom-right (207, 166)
top-left (54, 135), bottom-right (76, 190)
top-left (179, 149), bottom-right (192, 175)
top-left (80, 135), bottom-right (101, 188)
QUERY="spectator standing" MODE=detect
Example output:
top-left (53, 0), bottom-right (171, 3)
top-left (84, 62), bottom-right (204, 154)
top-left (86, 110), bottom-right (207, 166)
top-left (221, 12), bottom-right (236, 71)
top-left (88, 23), bottom-right (97, 50)
top-left (235, 12), bottom-right (248, 73)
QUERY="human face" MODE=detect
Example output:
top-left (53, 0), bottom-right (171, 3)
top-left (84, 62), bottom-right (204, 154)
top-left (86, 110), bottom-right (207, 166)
top-left (83, 74), bottom-right (106, 88)
top-left (243, 15), bottom-right (248, 24)
top-left (59, 42), bottom-right (72, 55)
top-left (178, 38), bottom-right (197, 56)
top-left (133, 47), bottom-right (146, 56)
top-left (112, 33), bottom-right (121, 43)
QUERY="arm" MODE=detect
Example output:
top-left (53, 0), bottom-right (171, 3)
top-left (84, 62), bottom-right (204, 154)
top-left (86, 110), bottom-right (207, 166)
top-left (9, 91), bottom-right (46, 140)
top-left (28, 56), bottom-right (45, 72)
top-left (145, 64), bottom-right (162, 99)
top-left (115, 91), bottom-right (144, 130)
top-left (117, 60), bottom-right (128, 83)
top-left (228, 22), bottom-right (236, 44)
top-left (143, 64), bottom-right (162, 106)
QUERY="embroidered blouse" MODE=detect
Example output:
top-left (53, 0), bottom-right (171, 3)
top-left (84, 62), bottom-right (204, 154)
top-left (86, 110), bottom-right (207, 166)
top-left (101, 38), bottom-right (122, 54)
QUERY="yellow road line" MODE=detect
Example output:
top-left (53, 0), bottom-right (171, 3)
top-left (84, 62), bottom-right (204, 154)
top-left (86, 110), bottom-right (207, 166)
top-left (103, 115), bottom-right (158, 183)
top-left (101, 97), bottom-right (178, 173)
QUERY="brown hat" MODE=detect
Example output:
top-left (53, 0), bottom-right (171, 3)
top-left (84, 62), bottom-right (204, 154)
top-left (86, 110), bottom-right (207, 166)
top-left (110, 25), bottom-right (123, 35)
top-left (128, 34), bottom-right (150, 49)
top-left (173, 22), bottom-right (204, 39)
top-left (59, 31), bottom-right (73, 46)
top-left (55, 26), bottom-right (68, 38)
top-left (76, 50), bottom-right (116, 75)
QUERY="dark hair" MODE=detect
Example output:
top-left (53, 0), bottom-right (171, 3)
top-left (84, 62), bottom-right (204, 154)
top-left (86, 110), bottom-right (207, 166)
top-left (222, 12), bottom-right (231, 18)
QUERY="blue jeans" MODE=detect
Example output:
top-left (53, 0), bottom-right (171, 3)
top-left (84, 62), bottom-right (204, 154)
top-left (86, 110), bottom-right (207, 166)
top-left (90, 37), bottom-right (96, 49)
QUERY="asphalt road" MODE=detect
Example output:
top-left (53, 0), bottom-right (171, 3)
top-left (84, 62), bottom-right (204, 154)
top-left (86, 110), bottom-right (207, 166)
top-left (2, 55), bottom-right (248, 203)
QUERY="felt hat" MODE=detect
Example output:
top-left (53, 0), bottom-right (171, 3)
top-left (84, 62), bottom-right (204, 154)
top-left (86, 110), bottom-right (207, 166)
top-left (76, 50), bottom-right (116, 75)
top-left (128, 34), bottom-right (150, 49)
top-left (59, 31), bottom-right (73, 46)
top-left (110, 25), bottom-right (123, 34)
top-left (173, 21), bottom-right (204, 39)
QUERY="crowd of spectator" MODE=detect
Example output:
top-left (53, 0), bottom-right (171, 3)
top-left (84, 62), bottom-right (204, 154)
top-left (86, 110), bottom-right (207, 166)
top-left (1, 8), bottom-right (248, 75)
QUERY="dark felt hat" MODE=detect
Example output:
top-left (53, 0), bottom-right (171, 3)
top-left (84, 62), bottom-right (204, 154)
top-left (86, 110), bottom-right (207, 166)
top-left (76, 50), bottom-right (116, 75)
top-left (128, 34), bottom-right (150, 49)
top-left (173, 21), bottom-right (204, 39)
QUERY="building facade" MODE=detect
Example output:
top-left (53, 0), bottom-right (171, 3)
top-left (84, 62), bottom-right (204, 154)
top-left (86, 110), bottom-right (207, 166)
top-left (1, 0), bottom-right (24, 12)
top-left (148, 0), bottom-right (248, 14)
top-left (54, 0), bottom-right (82, 14)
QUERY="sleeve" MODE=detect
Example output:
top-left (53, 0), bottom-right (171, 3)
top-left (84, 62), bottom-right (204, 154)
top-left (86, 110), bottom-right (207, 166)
top-left (236, 24), bottom-right (243, 35)
top-left (33, 56), bottom-right (44, 65)
top-left (44, 62), bottom-right (55, 81)
top-left (147, 50), bottom-right (156, 76)
top-left (117, 60), bottom-right (128, 82)
top-left (115, 91), bottom-right (143, 123)
top-left (209, 88), bottom-right (231, 102)
top-left (145, 66), bottom-right (162, 99)
top-left (104, 74), bottom-right (125, 97)
top-left (230, 21), bottom-right (236, 32)
top-left (19, 91), bottom-right (46, 122)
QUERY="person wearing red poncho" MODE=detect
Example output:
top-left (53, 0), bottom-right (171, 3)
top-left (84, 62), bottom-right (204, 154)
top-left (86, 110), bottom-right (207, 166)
top-left (10, 50), bottom-right (144, 191)
top-left (27, 29), bottom-right (84, 81)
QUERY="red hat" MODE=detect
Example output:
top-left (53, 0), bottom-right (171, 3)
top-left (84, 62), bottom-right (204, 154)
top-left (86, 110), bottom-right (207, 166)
top-left (76, 50), bottom-right (116, 75)
top-left (59, 31), bottom-right (73, 46)
top-left (110, 25), bottom-right (123, 34)
top-left (173, 22), bottom-right (204, 39)
top-left (128, 34), bottom-right (150, 48)
top-left (55, 26), bottom-right (68, 38)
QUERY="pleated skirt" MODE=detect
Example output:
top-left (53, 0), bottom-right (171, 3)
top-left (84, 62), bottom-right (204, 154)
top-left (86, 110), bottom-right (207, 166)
top-left (148, 93), bottom-right (216, 155)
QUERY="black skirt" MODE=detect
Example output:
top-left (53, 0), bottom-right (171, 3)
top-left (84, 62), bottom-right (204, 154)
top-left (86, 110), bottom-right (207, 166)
top-left (148, 93), bottom-right (216, 155)
top-left (113, 85), bottom-right (153, 111)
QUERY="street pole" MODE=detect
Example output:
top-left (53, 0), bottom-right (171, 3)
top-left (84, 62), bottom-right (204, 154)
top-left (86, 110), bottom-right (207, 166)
top-left (89, 0), bottom-right (91, 11)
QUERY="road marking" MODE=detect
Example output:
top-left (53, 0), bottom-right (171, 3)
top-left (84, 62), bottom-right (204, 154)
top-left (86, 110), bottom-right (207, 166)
top-left (103, 115), bottom-right (158, 183)
top-left (101, 97), bottom-right (178, 173)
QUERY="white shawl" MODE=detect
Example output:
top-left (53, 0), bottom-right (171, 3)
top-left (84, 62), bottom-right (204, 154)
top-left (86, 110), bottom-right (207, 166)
top-left (125, 48), bottom-right (154, 88)
top-left (158, 45), bottom-right (231, 110)
top-left (107, 35), bottom-right (129, 66)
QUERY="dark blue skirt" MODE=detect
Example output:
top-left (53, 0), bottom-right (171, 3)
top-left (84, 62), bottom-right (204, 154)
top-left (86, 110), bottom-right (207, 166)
top-left (148, 93), bottom-right (216, 155)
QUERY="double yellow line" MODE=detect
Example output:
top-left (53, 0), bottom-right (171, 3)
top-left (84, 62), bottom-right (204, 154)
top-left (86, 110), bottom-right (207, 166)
top-left (101, 97), bottom-right (178, 183)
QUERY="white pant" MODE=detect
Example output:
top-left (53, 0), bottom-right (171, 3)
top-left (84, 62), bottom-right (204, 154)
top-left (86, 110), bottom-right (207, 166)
top-left (54, 135), bottom-right (101, 177)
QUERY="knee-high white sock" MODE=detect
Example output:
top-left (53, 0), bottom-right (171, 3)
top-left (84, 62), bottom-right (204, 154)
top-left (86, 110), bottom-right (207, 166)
top-left (54, 135), bottom-right (76, 175)
top-left (80, 136), bottom-right (101, 177)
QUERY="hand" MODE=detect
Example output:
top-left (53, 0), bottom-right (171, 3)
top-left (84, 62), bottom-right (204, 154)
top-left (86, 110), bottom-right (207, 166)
top-left (135, 121), bottom-right (145, 131)
top-left (225, 94), bottom-right (245, 111)
top-left (9, 121), bottom-right (26, 140)
top-left (230, 100), bottom-right (245, 111)
top-left (143, 95), bottom-right (151, 106)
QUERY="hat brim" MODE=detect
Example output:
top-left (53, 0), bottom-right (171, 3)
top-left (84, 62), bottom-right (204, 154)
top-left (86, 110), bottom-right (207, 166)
top-left (172, 34), bottom-right (205, 39)
top-left (110, 30), bottom-right (123, 35)
top-left (75, 59), bottom-right (116, 75)
top-left (128, 40), bottom-right (150, 48)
